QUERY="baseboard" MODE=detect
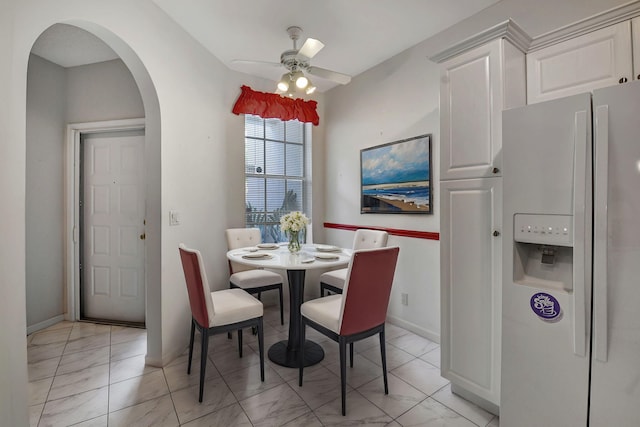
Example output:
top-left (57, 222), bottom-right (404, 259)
top-left (146, 344), bottom-right (186, 368)
top-left (451, 383), bottom-right (500, 416)
top-left (386, 314), bottom-right (440, 344)
top-left (27, 315), bottom-right (65, 335)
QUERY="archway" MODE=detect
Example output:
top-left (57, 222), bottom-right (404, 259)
top-left (26, 21), bottom-right (163, 364)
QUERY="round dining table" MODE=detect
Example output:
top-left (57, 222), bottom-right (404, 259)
top-left (226, 244), bottom-right (351, 368)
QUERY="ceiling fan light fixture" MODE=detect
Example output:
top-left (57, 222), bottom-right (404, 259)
top-left (295, 74), bottom-right (309, 89)
top-left (277, 73), bottom-right (290, 92)
top-left (305, 85), bottom-right (316, 95)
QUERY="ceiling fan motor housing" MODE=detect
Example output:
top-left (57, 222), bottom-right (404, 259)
top-left (280, 50), bottom-right (309, 72)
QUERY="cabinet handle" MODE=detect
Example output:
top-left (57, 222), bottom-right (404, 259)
top-left (619, 77), bottom-right (628, 84)
top-left (637, 74), bottom-right (640, 80)
top-left (140, 233), bottom-right (146, 240)
top-left (492, 167), bottom-right (500, 174)
top-left (493, 230), bottom-right (500, 237)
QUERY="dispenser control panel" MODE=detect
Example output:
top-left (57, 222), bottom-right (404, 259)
top-left (514, 214), bottom-right (573, 247)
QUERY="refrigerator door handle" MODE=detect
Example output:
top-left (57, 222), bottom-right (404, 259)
top-left (594, 105), bottom-right (609, 363)
top-left (572, 110), bottom-right (588, 357)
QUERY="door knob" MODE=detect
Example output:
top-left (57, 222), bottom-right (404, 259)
top-left (139, 233), bottom-right (146, 240)
top-left (493, 230), bottom-right (500, 237)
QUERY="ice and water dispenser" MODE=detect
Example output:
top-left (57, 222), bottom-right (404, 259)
top-left (512, 214), bottom-right (574, 293)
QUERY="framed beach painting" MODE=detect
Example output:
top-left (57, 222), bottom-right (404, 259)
top-left (360, 134), bottom-right (432, 214)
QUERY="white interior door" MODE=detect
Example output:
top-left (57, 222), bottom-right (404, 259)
top-left (81, 130), bottom-right (145, 323)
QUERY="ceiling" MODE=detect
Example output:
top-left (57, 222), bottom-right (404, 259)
top-left (31, 0), bottom-right (501, 92)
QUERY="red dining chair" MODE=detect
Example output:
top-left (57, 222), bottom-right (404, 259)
top-left (179, 244), bottom-right (265, 402)
top-left (319, 229), bottom-right (389, 296)
top-left (299, 246), bottom-right (400, 416)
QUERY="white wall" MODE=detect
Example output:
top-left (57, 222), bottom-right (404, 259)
top-left (324, 43), bottom-right (441, 341)
top-left (66, 58), bottom-right (144, 123)
top-left (0, 1), bottom-right (30, 424)
top-left (25, 54), bottom-right (67, 330)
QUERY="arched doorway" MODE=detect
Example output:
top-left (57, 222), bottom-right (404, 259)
top-left (25, 21), bottom-right (162, 362)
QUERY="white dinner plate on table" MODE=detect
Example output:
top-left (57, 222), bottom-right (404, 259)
top-left (315, 245), bottom-right (341, 252)
top-left (314, 253), bottom-right (340, 261)
top-left (242, 253), bottom-right (273, 260)
top-left (256, 243), bottom-right (279, 250)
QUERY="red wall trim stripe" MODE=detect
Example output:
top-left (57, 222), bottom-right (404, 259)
top-left (323, 222), bottom-right (440, 241)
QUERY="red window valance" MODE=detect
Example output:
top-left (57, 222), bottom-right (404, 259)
top-left (232, 85), bottom-right (319, 126)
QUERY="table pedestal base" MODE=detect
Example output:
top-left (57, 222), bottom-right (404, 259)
top-left (268, 340), bottom-right (324, 368)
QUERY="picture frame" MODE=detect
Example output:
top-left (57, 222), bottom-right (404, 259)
top-left (360, 134), bottom-right (432, 214)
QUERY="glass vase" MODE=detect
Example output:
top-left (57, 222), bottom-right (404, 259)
top-left (287, 230), bottom-right (301, 254)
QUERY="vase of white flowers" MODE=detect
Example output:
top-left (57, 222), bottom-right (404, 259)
top-left (280, 211), bottom-right (309, 254)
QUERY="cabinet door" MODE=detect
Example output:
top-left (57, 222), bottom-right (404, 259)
top-left (527, 21), bottom-right (632, 104)
top-left (440, 39), bottom-right (524, 180)
top-left (633, 17), bottom-right (640, 80)
top-left (440, 178), bottom-right (502, 405)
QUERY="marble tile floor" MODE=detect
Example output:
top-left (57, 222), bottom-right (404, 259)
top-left (27, 304), bottom-right (500, 427)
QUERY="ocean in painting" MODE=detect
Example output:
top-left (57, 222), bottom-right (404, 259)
top-left (362, 183), bottom-right (430, 208)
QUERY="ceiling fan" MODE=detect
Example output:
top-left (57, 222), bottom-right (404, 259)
top-left (233, 26), bottom-right (351, 96)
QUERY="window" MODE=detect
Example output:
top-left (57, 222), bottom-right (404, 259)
top-left (244, 114), bottom-right (310, 243)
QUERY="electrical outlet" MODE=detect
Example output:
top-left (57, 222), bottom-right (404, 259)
top-left (401, 293), bottom-right (408, 306)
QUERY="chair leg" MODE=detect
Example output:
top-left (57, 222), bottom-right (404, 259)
top-left (379, 328), bottom-right (389, 395)
top-left (279, 286), bottom-right (284, 325)
top-left (350, 342), bottom-right (354, 368)
top-left (257, 318), bottom-right (265, 382)
top-left (238, 329), bottom-right (243, 358)
top-left (339, 336), bottom-right (347, 416)
top-left (228, 285), bottom-right (234, 340)
top-left (187, 319), bottom-right (195, 375)
top-left (320, 284), bottom-right (324, 297)
top-left (257, 292), bottom-right (262, 301)
top-left (298, 318), bottom-right (306, 386)
top-left (199, 328), bottom-right (209, 403)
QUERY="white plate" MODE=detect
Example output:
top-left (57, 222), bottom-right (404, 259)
top-left (315, 253), bottom-right (340, 261)
top-left (315, 245), bottom-right (341, 252)
top-left (256, 243), bottom-right (279, 250)
top-left (242, 253), bottom-right (273, 259)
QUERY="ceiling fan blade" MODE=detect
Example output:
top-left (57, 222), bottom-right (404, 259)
top-left (297, 38), bottom-right (324, 60)
top-left (231, 59), bottom-right (282, 68)
top-left (307, 66), bottom-right (351, 85)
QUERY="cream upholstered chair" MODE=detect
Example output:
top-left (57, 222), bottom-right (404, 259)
top-left (178, 244), bottom-right (264, 402)
top-left (319, 229), bottom-right (389, 296)
top-left (299, 246), bottom-right (400, 416)
top-left (225, 228), bottom-right (284, 325)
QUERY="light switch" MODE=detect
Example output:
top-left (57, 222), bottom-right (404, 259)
top-left (169, 210), bottom-right (181, 226)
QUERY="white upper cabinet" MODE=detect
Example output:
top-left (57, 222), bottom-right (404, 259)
top-left (527, 21), bottom-right (633, 104)
top-left (633, 17), bottom-right (640, 79)
top-left (440, 39), bottom-right (525, 180)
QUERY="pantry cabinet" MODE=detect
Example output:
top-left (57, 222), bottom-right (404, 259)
top-left (438, 33), bottom-right (525, 410)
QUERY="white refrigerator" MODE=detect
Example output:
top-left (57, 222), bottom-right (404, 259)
top-left (501, 81), bottom-right (640, 426)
